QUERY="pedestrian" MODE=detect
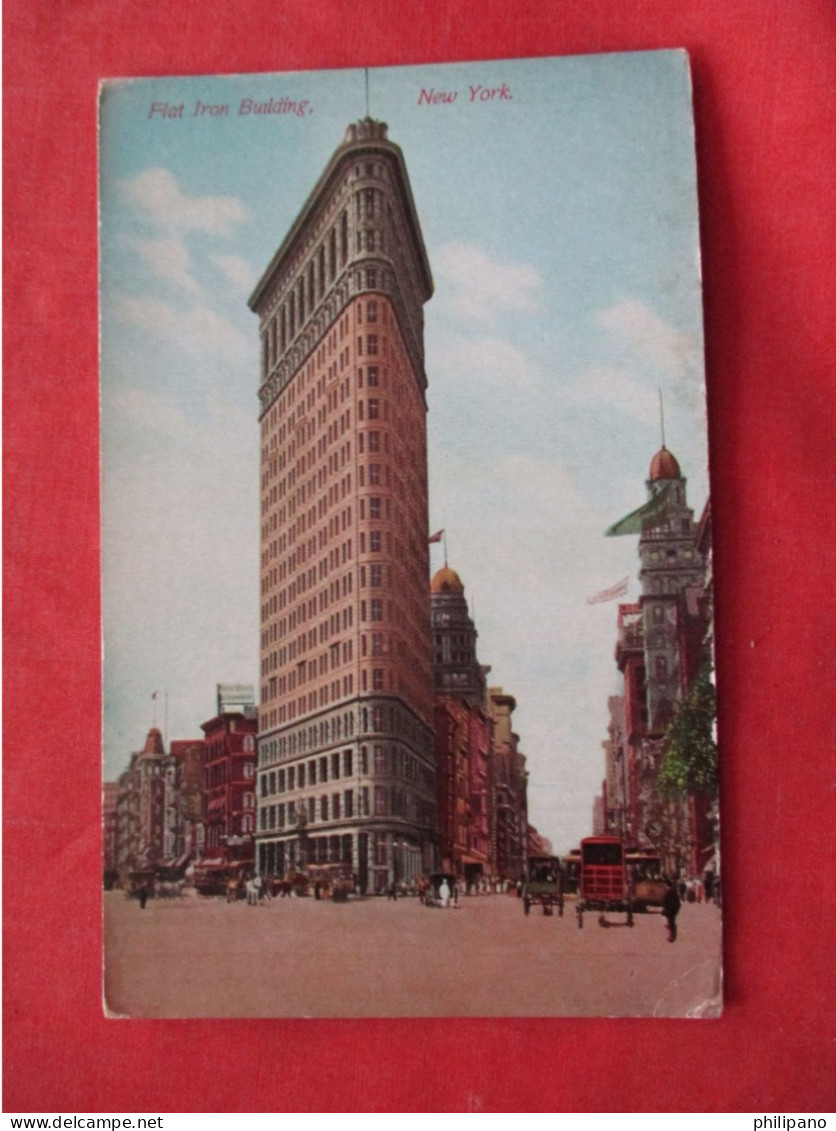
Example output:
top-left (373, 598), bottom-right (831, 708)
top-left (439, 878), bottom-right (451, 908)
top-left (662, 879), bottom-right (681, 942)
top-left (138, 885), bottom-right (149, 910)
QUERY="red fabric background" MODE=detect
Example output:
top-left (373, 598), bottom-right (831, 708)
top-left (4, 0), bottom-right (835, 1114)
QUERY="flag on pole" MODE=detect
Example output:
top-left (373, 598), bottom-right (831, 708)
top-left (428, 529), bottom-right (444, 543)
top-left (586, 577), bottom-right (629, 605)
top-left (151, 691), bottom-right (158, 700)
top-left (604, 481), bottom-right (674, 537)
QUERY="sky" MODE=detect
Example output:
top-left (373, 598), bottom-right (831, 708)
top-left (100, 51), bottom-right (709, 854)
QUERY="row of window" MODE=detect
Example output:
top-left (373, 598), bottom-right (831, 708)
top-left (202, 733), bottom-right (256, 760)
top-left (263, 704), bottom-right (431, 761)
top-left (259, 783), bottom-right (426, 830)
top-left (263, 217), bottom-right (351, 371)
top-left (262, 354), bottom-right (384, 462)
top-left (262, 214), bottom-right (387, 382)
top-left (267, 665), bottom-right (409, 722)
top-left (260, 743), bottom-right (427, 796)
top-left (267, 621), bottom-right (410, 679)
top-left (204, 762), bottom-right (255, 787)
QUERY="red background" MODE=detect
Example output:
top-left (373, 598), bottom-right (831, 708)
top-left (4, 0), bottom-right (835, 1114)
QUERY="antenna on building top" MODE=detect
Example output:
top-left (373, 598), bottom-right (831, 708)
top-left (365, 67), bottom-right (370, 117)
top-left (659, 388), bottom-right (666, 448)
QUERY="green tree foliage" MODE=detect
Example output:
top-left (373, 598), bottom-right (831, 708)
top-left (657, 665), bottom-right (718, 799)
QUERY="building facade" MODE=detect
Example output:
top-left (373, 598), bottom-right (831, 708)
top-left (103, 781), bottom-right (120, 885)
top-left (249, 118), bottom-right (438, 892)
top-left (111, 727), bottom-right (182, 881)
top-left (430, 565), bottom-right (487, 706)
top-left (201, 708), bottom-right (258, 861)
top-left (604, 445), bottom-right (713, 875)
top-left (169, 737), bottom-right (206, 860)
top-left (430, 564), bottom-right (491, 885)
top-left (486, 687), bottom-right (529, 883)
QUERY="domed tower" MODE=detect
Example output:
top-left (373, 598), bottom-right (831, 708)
top-left (430, 564), bottom-right (486, 707)
top-left (140, 727), bottom-right (165, 757)
top-left (638, 445), bottom-right (704, 732)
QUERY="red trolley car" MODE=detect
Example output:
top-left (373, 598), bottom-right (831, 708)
top-left (576, 835), bottom-right (634, 928)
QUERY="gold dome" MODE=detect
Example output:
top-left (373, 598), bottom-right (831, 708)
top-left (430, 565), bottom-right (464, 594)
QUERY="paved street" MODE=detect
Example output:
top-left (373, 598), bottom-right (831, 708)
top-left (104, 890), bottom-right (722, 1019)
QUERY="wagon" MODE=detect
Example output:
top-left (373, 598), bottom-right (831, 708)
top-left (523, 856), bottom-right (564, 917)
top-left (193, 859), bottom-right (249, 897)
top-left (626, 850), bottom-right (667, 912)
top-left (423, 872), bottom-right (457, 907)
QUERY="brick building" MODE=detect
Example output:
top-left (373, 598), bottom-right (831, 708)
top-left (249, 118), bottom-right (438, 891)
top-left (431, 564), bottom-right (492, 886)
top-left (201, 707), bottom-right (258, 864)
top-left (486, 687), bottom-right (529, 883)
top-left (111, 726), bottom-right (181, 881)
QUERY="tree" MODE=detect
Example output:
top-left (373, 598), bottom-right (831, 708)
top-left (656, 665), bottom-right (718, 799)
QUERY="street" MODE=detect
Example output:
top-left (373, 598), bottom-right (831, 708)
top-left (103, 890), bottom-right (722, 1019)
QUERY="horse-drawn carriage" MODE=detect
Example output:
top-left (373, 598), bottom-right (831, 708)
top-left (307, 863), bottom-right (356, 902)
top-left (194, 859), bottom-right (249, 898)
top-left (626, 850), bottom-right (666, 912)
top-left (522, 856), bottom-right (565, 917)
top-left (422, 872), bottom-right (457, 907)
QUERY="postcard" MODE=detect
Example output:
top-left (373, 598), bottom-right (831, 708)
top-left (100, 50), bottom-right (720, 1018)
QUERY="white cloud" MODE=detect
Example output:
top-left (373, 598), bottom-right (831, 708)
top-left (209, 253), bottom-right (257, 292)
top-left (429, 332), bottom-right (539, 391)
top-left (102, 383), bottom-right (259, 774)
top-left (433, 241), bottom-right (543, 322)
top-left (597, 298), bottom-right (699, 380)
top-left (122, 233), bottom-right (201, 295)
top-left (566, 365), bottom-right (655, 423)
top-left (117, 167), bottom-right (246, 237)
top-left (113, 293), bottom-right (250, 366)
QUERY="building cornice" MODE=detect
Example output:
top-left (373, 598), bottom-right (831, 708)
top-left (249, 121), bottom-right (432, 312)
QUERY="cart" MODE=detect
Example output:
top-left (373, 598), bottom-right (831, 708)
top-left (523, 856), bottom-right (564, 917)
top-left (424, 872), bottom-right (457, 907)
top-left (576, 836), bottom-right (634, 928)
top-left (626, 850), bottom-right (667, 912)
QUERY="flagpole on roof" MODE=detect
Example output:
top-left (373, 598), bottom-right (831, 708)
top-left (443, 530), bottom-right (448, 567)
top-left (659, 388), bottom-right (666, 449)
top-left (365, 68), bottom-right (370, 117)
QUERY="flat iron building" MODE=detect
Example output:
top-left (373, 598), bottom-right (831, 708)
top-left (249, 119), bottom-right (438, 893)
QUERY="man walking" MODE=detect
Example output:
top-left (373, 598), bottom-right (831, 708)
top-left (662, 879), bottom-right (681, 942)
